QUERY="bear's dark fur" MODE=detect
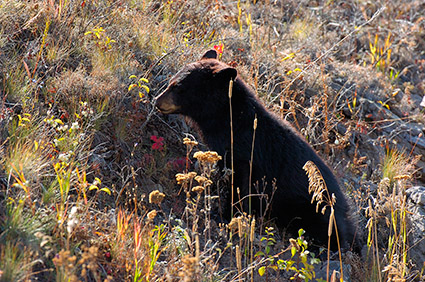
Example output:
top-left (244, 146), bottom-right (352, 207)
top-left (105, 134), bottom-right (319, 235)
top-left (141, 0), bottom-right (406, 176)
top-left (156, 50), bottom-right (358, 251)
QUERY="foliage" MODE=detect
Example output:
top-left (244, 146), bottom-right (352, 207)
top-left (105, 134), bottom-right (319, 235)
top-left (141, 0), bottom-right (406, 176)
top-left (0, 0), bottom-right (423, 281)
top-left (256, 228), bottom-right (322, 282)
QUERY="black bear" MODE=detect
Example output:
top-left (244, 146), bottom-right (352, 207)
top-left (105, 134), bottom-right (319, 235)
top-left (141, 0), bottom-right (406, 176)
top-left (156, 49), bottom-right (357, 251)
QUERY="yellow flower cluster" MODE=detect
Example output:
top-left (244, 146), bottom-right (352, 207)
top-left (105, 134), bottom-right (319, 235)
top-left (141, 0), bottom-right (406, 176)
top-left (175, 172), bottom-right (197, 184)
top-left (193, 151), bottom-right (222, 164)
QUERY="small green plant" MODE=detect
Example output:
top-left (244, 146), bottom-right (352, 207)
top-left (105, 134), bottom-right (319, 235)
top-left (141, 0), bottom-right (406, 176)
top-left (256, 226), bottom-right (277, 277)
top-left (53, 161), bottom-right (72, 223)
top-left (382, 149), bottom-right (408, 187)
top-left (256, 228), bottom-right (322, 281)
top-left (146, 224), bottom-right (167, 280)
top-left (367, 32), bottom-right (400, 82)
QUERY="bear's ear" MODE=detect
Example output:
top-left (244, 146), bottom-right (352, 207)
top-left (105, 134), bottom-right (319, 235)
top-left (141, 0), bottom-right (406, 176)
top-left (201, 49), bottom-right (218, 60)
top-left (215, 67), bottom-right (237, 81)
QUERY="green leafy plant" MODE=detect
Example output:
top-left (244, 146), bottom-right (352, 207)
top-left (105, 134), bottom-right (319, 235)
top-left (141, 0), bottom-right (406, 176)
top-left (256, 228), bottom-right (322, 281)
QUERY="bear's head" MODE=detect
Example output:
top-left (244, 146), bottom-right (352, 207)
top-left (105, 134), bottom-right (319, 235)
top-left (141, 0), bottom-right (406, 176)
top-left (155, 50), bottom-right (237, 120)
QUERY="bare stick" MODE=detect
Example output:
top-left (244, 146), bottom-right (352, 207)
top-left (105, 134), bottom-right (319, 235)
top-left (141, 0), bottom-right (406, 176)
top-left (248, 115), bottom-right (257, 215)
top-left (229, 79), bottom-right (234, 217)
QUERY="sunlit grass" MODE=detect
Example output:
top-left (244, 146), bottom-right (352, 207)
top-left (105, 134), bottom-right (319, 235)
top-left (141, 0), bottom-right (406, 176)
top-left (0, 242), bottom-right (36, 282)
top-left (0, 0), bottom-right (424, 281)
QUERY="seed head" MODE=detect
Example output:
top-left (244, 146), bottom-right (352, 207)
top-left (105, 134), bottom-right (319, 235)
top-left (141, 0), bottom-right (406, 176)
top-left (149, 190), bottom-right (165, 205)
top-left (192, 186), bottom-right (205, 194)
top-left (183, 137), bottom-right (198, 147)
top-left (147, 210), bottom-right (157, 220)
top-left (193, 151), bottom-right (222, 164)
top-left (195, 176), bottom-right (212, 186)
top-left (176, 172), bottom-right (197, 184)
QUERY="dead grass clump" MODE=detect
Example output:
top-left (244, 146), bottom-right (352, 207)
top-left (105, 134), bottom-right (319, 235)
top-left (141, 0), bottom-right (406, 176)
top-left (51, 67), bottom-right (118, 117)
top-left (363, 147), bottom-right (420, 281)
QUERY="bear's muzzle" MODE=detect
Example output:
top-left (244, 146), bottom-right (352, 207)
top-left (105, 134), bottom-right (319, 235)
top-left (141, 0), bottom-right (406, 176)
top-left (155, 90), bottom-right (181, 114)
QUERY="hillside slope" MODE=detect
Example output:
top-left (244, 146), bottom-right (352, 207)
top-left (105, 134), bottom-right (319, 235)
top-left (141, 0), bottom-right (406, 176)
top-left (1, 1), bottom-right (424, 281)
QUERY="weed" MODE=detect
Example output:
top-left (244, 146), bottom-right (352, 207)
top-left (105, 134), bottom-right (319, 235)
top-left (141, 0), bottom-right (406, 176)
top-left (364, 146), bottom-right (419, 281)
top-left (303, 160), bottom-right (343, 281)
top-left (256, 228), bottom-right (322, 282)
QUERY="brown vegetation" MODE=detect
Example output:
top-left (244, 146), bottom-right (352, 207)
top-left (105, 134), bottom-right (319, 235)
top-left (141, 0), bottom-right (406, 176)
top-left (1, 0), bottom-right (424, 281)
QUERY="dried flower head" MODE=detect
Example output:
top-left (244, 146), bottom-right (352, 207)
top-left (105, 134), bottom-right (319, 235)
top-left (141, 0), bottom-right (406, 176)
top-left (228, 217), bottom-right (239, 232)
top-left (78, 245), bottom-right (98, 274)
top-left (147, 210), bottom-right (157, 220)
top-left (194, 175), bottom-right (212, 186)
top-left (192, 186), bottom-right (205, 193)
top-left (235, 245), bottom-right (242, 272)
top-left (176, 172), bottom-right (197, 184)
top-left (250, 218), bottom-right (256, 243)
top-left (289, 238), bottom-right (301, 252)
top-left (393, 174), bottom-right (411, 181)
top-left (378, 177), bottom-right (390, 192)
top-left (228, 215), bottom-right (248, 235)
top-left (183, 137), bottom-right (198, 147)
top-left (67, 206), bottom-right (79, 234)
top-left (149, 190), bottom-right (165, 205)
top-left (53, 250), bottom-right (77, 273)
top-left (193, 151), bottom-right (222, 164)
top-left (303, 161), bottom-right (335, 213)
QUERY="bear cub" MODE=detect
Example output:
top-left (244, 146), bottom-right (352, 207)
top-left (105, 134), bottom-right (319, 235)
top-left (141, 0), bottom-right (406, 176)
top-left (156, 50), bottom-right (358, 252)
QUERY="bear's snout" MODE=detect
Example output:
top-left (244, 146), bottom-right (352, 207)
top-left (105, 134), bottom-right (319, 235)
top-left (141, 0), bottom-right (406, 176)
top-left (155, 90), bottom-right (181, 114)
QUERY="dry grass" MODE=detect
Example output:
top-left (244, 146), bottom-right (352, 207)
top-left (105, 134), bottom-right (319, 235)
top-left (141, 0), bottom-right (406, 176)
top-left (1, 0), bottom-right (424, 281)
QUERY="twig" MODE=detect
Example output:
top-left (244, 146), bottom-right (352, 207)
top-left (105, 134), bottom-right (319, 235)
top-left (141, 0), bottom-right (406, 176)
top-left (228, 79), bottom-right (234, 217)
top-left (248, 115), bottom-right (257, 215)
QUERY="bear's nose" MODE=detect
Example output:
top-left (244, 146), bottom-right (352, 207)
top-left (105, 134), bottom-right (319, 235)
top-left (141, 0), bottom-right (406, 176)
top-left (155, 90), bottom-right (180, 114)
